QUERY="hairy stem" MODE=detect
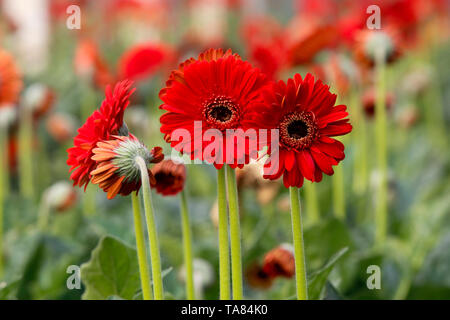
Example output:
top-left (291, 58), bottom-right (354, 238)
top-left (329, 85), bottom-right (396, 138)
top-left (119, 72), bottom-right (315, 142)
top-left (135, 156), bottom-right (164, 300)
top-left (180, 190), bottom-right (195, 300)
top-left (131, 192), bottom-right (153, 300)
top-left (375, 49), bottom-right (388, 245)
top-left (19, 108), bottom-right (34, 200)
top-left (217, 167), bottom-right (230, 299)
top-left (289, 187), bottom-right (308, 300)
top-left (226, 166), bottom-right (243, 300)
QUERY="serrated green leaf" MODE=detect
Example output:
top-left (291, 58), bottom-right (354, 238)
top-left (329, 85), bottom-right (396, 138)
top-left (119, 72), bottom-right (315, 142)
top-left (80, 236), bottom-right (141, 300)
top-left (308, 247), bottom-right (348, 300)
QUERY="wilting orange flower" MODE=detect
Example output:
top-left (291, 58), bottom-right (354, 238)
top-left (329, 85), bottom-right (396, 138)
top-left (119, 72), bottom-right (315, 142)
top-left (262, 245), bottom-right (295, 278)
top-left (150, 159), bottom-right (186, 196)
top-left (91, 135), bottom-right (163, 199)
top-left (0, 48), bottom-right (22, 106)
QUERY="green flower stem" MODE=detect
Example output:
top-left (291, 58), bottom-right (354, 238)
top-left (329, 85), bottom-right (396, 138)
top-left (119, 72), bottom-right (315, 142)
top-left (375, 50), bottom-right (388, 245)
top-left (1, 126), bottom-right (9, 198)
top-left (37, 197), bottom-right (50, 231)
top-left (180, 190), bottom-right (195, 300)
top-left (350, 89), bottom-right (368, 195)
top-left (131, 191), bottom-right (153, 300)
top-left (304, 181), bottom-right (319, 224)
top-left (18, 108), bottom-right (34, 200)
top-left (0, 125), bottom-right (5, 278)
top-left (332, 162), bottom-right (346, 219)
top-left (135, 156), bottom-right (164, 300)
top-left (226, 166), bottom-right (243, 300)
top-left (217, 167), bottom-right (230, 300)
top-left (289, 187), bottom-right (308, 300)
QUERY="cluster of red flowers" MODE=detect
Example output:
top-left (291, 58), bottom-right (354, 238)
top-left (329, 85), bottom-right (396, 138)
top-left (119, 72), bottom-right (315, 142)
top-left (68, 46), bottom-right (351, 197)
top-left (159, 48), bottom-right (352, 188)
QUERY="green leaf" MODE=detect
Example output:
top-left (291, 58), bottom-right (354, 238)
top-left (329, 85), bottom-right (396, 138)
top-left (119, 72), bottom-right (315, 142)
top-left (308, 247), bottom-right (348, 300)
top-left (322, 281), bottom-right (344, 300)
top-left (0, 279), bottom-right (21, 300)
top-left (81, 236), bottom-right (141, 300)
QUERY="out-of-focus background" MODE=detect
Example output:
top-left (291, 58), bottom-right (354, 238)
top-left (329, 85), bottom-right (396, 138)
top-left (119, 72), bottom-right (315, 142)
top-left (0, 0), bottom-right (449, 300)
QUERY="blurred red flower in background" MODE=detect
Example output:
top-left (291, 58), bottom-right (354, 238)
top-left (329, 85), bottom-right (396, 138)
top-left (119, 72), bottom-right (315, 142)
top-left (0, 48), bottom-right (22, 106)
top-left (262, 245), bottom-right (296, 278)
top-left (150, 159), bottom-right (186, 196)
top-left (118, 43), bottom-right (176, 81)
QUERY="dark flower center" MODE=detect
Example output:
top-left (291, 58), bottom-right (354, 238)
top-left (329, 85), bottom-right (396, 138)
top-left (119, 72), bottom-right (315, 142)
top-left (279, 111), bottom-right (318, 150)
top-left (209, 105), bottom-right (233, 122)
top-left (203, 96), bottom-right (240, 130)
top-left (287, 120), bottom-right (309, 139)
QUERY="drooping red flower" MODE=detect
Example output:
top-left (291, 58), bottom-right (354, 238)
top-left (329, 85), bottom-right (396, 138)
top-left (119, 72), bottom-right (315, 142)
top-left (159, 48), bottom-right (269, 169)
top-left (67, 80), bottom-right (135, 189)
top-left (262, 245), bottom-right (295, 278)
top-left (251, 73), bottom-right (352, 188)
top-left (118, 43), bottom-right (175, 82)
top-left (91, 135), bottom-right (163, 199)
top-left (150, 159), bottom-right (186, 196)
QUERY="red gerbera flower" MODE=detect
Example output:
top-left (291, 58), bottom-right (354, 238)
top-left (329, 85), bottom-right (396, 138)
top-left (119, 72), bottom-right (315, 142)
top-left (251, 73), bottom-right (352, 188)
top-left (159, 48), bottom-right (269, 169)
top-left (150, 159), bottom-right (186, 196)
top-left (67, 80), bottom-right (135, 189)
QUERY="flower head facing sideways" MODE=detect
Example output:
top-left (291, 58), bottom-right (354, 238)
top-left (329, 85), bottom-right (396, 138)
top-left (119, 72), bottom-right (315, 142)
top-left (67, 80), bottom-right (135, 189)
top-left (91, 135), bottom-right (163, 199)
top-left (159, 48), bottom-right (269, 169)
top-left (251, 73), bottom-right (352, 188)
